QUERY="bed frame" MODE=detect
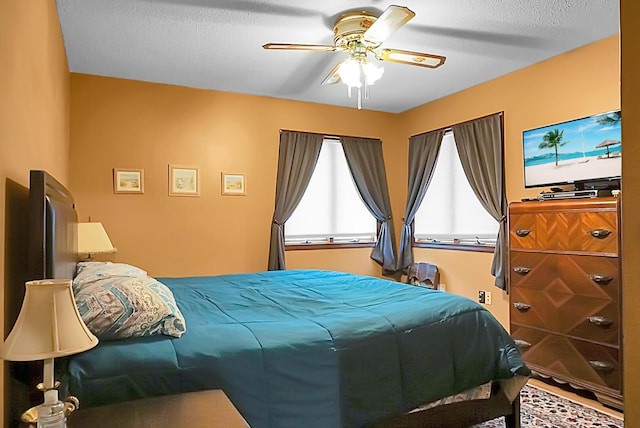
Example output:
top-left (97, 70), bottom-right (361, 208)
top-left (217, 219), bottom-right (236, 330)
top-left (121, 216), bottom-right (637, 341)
top-left (16, 169), bottom-right (521, 428)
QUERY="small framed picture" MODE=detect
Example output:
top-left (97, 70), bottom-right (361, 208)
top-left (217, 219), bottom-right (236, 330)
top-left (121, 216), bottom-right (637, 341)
top-left (113, 168), bottom-right (144, 194)
top-left (169, 165), bottom-right (200, 196)
top-left (221, 173), bottom-right (246, 196)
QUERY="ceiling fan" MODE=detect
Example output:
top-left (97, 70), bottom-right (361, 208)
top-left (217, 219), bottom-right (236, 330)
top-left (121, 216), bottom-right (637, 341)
top-left (262, 5), bottom-right (446, 108)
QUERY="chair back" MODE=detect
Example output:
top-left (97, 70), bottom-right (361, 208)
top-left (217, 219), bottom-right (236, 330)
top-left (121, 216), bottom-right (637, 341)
top-left (406, 263), bottom-right (440, 289)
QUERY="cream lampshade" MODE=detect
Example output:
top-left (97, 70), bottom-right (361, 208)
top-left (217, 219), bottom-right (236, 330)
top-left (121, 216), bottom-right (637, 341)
top-left (77, 222), bottom-right (116, 260)
top-left (0, 279), bottom-right (99, 426)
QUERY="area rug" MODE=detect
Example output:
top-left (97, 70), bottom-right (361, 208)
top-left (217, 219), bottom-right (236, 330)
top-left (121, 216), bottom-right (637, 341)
top-left (472, 384), bottom-right (623, 428)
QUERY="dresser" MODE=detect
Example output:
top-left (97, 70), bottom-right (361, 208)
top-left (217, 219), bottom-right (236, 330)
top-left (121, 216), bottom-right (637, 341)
top-left (508, 197), bottom-right (622, 409)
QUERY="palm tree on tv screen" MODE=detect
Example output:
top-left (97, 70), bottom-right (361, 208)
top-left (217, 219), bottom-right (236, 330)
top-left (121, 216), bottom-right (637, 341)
top-left (538, 129), bottom-right (568, 166)
top-left (595, 111), bottom-right (621, 127)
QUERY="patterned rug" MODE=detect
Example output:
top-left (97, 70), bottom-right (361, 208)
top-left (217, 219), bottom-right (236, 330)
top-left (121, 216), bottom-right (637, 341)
top-left (472, 384), bottom-right (623, 428)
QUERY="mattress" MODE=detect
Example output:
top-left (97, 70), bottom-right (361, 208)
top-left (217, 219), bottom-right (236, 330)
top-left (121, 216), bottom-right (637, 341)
top-left (65, 269), bottom-right (529, 427)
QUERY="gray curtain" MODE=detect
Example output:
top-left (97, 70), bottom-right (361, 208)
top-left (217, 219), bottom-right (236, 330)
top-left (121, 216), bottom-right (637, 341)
top-left (452, 114), bottom-right (508, 289)
top-left (268, 131), bottom-right (323, 270)
top-left (398, 130), bottom-right (445, 272)
top-left (340, 137), bottom-right (398, 274)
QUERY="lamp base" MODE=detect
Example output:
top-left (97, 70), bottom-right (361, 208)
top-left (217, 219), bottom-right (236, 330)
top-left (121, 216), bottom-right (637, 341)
top-left (21, 396), bottom-right (79, 425)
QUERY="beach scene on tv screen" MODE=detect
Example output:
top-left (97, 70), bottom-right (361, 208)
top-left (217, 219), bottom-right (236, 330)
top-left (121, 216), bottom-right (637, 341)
top-left (523, 110), bottom-right (621, 187)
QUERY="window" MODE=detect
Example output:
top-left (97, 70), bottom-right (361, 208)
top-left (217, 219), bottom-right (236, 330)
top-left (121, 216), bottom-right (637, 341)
top-left (285, 139), bottom-right (377, 246)
top-left (413, 132), bottom-right (498, 249)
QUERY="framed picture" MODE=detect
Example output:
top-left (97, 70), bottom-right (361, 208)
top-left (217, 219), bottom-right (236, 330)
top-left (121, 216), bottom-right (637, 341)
top-left (221, 173), bottom-right (246, 195)
top-left (169, 165), bottom-right (200, 196)
top-left (113, 168), bottom-right (144, 194)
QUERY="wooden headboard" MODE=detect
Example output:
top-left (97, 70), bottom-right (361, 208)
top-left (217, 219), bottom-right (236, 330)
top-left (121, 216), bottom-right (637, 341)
top-left (27, 170), bottom-right (79, 282)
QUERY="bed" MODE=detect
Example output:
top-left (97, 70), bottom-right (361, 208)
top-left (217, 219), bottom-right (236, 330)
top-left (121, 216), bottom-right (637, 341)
top-left (18, 170), bottom-right (530, 428)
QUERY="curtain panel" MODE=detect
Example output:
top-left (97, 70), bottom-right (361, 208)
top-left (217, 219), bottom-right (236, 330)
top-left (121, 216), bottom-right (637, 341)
top-left (398, 130), bottom-right (445, 272)
top-left (452, 113), bottom-right (508, 289)
top-left (340, 137), bottom-right (398, 274)
top-left (268, 131), bottom-right (323, 270)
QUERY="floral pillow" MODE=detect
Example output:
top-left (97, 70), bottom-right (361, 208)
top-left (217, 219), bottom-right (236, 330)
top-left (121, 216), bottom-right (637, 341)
top-left (74, 261), bottom-right (147, 290)
top-left (73, 262), bottom-right (186, 340)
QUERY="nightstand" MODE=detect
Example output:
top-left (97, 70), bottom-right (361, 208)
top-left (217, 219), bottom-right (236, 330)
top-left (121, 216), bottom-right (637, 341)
top-left (61, 390), bottom-right (249, 427)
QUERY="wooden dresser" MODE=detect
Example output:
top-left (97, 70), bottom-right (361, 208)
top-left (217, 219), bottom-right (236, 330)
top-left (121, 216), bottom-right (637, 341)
top-left (508, 197), bottom-right (622, 409)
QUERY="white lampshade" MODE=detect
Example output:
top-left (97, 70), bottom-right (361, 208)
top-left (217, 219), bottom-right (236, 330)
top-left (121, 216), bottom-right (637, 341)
top-left (77, 222), bottom-right (116, 256)
top-left (0, 279), bottom-right (98, 362)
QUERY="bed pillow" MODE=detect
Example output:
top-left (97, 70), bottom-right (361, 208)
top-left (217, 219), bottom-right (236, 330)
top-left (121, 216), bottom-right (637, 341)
top-left (74, 275), bottom-right (186, 340)
top-left (74, 261), bottom-right (147, 290)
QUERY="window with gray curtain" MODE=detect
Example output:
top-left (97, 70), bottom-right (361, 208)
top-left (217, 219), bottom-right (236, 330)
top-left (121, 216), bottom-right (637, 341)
top-left (413, 132), bottom-right (499, 247)
top-left (269, 131), bottom-right (398, 275)
top-left (407, 113), bottom-right (507, 289)
top-left (284, 139), bottom-right (378, 245)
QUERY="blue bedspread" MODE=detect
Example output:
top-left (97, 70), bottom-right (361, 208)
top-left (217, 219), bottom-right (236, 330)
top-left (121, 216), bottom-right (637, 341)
top-left (66, 270), bottom-right (529, 427)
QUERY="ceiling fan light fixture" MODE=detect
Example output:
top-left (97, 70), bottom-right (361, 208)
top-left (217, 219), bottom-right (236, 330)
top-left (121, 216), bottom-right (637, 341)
top-left (337, 58), bottom-right (384, 109)
top-left (362, 61), bottom-right (384, 85)
top-left (337, 59), bottom-right (363, 89)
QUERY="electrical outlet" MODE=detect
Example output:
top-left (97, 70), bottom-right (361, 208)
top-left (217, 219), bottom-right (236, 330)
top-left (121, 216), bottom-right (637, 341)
top-left (485, 291), bottom-right (492, 305)
top-left (478, 290), bottom-right (485, 304)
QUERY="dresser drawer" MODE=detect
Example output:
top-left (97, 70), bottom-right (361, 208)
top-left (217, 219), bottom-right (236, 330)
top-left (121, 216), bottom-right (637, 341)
top-left (509, 200), bottom-right (618, 255)
top-left (510, 286), bottom-right (619, 345)
top-left (511, 326), bottom-right (620, 392)
top-left (510, 252), bottom-right (619, 300)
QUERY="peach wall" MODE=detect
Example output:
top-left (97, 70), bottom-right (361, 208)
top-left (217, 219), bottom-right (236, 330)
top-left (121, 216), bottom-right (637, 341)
top-left (69, 76), bottom-right (402, 278)
top-left (621, 0), bottom-right (639, 423)
top-left (0, 0), bottom-right (70, 425)
top-left (403, 35), bottom-right (620, 328)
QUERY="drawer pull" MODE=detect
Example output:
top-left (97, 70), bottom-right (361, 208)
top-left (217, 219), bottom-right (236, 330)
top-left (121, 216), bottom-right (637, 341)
top-left (588, 316), bottom-right (613, 327)
top-left (514, 339), bottom-right (531, 349)
top-left (589, 228), bottom-right (612, 239)
top-left (513, 302), bottom-right (531, 311)
top-left (513, 266), bottom-right (531, 274)
top-left (589, 274), bottom-right (613, 284)
top-left (588, 360), bottom-right (615, 372)
top-left (515, 229), bottom-right (531, 237)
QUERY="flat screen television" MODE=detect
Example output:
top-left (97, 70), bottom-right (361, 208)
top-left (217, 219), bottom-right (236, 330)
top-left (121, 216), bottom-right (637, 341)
top-left (522, 110), bottom-right (621, 189)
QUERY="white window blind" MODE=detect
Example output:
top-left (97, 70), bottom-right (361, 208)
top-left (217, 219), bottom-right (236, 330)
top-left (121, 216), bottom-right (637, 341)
top-left (285, 139), bottom-right (377, 243)
top-left (414, 133), bottom-right (498, 245)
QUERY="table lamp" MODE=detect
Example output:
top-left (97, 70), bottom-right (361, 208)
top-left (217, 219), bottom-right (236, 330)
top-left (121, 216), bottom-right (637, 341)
top-left (0, 279), bottom-right (99, 427)
top-left (77, 222), bottom-right (116, 260)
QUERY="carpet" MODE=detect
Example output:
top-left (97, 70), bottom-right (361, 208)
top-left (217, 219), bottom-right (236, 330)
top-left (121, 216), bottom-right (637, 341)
top-left (472, 384), bottom-right (623, 428)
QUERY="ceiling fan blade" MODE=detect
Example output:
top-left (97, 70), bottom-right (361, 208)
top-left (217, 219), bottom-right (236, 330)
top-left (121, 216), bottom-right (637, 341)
top-left (262, 43), bottom-right (337, 52)
top-left (321, 61), bottom-right (344, 85)
top-left (362, 5), bottom-right (415, 46)
top-left (377, 48), bottom-right (446, 69)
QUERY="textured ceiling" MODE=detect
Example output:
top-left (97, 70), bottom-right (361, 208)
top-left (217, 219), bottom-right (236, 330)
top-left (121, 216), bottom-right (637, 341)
top-left (56, 0), bottom-right (619, 113)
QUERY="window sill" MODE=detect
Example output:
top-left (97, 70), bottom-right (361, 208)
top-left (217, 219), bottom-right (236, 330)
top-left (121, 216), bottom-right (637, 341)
top-left (413, 241), bottom-right (495, 253)
top-left (286, 242), bottom-right (376, 251)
